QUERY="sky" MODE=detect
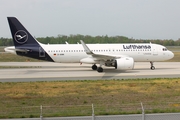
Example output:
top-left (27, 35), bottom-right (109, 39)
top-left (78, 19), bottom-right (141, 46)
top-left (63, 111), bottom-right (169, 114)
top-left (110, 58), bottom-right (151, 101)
top-left (1, 0), bottom-right (180, 40)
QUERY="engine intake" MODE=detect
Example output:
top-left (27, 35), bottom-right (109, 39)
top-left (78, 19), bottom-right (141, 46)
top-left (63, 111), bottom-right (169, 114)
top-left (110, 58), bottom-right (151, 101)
top-left (114, 57), bottom-right (134, 70)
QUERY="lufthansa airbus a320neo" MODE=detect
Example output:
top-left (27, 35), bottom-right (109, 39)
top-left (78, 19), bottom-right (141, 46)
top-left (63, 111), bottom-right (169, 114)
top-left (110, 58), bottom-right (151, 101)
top-left (5, 17), bottom-right (174, 72)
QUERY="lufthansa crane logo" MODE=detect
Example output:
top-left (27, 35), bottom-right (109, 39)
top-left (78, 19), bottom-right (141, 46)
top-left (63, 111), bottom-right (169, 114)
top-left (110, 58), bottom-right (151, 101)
top-left (14, 30), bottom-right (28, 44)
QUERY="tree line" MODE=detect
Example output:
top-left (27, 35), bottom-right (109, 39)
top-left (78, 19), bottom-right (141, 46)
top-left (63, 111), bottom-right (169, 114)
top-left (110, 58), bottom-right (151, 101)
top-left (0, 34), bottom-right (180, 46)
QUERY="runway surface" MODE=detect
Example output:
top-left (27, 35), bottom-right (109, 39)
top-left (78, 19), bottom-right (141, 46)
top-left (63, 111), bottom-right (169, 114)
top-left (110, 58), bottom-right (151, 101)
top-left (0, 62), bottom-right (180, 82)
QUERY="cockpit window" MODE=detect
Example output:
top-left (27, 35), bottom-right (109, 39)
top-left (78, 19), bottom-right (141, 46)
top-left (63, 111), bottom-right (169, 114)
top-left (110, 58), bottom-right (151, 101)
top-left (162, 48), bottom-right (168, 51)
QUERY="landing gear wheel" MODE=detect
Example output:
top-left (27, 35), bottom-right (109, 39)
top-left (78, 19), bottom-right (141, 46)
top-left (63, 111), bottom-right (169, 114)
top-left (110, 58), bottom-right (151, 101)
top-left (151, 66), bottom-right (155, 70)
top-left (92, 64), bottom-right (97, 70)
top-left (97, 67), bottom-right (103, 72)
top-left (150, 61), bottom-right (155, 70)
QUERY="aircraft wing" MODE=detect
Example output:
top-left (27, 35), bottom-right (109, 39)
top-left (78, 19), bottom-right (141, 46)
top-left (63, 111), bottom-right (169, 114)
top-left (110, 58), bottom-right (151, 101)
top-left (80, 40), bottom-right (127, 61)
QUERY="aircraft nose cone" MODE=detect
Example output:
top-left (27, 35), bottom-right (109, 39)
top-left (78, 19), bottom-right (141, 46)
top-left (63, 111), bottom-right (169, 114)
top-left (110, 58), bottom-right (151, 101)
top-left (169, 51), bottom-right (174, 59)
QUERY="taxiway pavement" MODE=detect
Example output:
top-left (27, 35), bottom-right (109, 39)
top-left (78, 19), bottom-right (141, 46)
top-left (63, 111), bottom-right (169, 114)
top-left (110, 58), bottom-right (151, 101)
top-left (0, 62), bottom-right (179, 82)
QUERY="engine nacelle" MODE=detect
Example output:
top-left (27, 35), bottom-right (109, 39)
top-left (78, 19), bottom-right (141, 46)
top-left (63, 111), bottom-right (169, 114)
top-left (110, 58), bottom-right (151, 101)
top-left (114, 57), bottom-right (134, 70)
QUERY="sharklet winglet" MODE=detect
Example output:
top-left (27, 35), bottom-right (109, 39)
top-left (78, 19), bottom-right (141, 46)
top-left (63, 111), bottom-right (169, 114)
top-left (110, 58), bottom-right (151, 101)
top-left (80, 40), bottom-right (94, 55)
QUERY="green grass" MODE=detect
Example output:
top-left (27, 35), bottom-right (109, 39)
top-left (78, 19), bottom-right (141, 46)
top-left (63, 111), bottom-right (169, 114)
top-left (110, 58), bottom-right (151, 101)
top-left (0, 78), bottom-right (180, 118)
top-left (166, 52), bottom-right (180, 62)
top-left (0, 46), bottom-right (5, 52)
top-left (167, 46), bottom-right (180, 51)
top-left (0, 53), bottom-right (43, 62)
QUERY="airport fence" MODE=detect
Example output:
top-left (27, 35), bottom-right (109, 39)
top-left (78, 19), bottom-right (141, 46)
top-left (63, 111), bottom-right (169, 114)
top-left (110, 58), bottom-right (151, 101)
top-left (1, 102), bottom-right (180, 120)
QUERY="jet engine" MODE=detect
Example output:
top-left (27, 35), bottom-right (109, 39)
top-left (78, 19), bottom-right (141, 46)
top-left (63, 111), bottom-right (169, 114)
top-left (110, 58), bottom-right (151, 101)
top-left (114, 57), bottom-right (134, 70)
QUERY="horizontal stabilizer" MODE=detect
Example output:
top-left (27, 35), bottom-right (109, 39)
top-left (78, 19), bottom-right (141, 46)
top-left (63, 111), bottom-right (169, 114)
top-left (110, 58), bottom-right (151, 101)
top-left (4, 46), bottom-right (29, 53)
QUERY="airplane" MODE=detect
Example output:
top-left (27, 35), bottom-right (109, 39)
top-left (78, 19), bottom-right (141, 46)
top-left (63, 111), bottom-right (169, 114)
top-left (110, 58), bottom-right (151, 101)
top-left (5, 17), bottom-right (174, 72)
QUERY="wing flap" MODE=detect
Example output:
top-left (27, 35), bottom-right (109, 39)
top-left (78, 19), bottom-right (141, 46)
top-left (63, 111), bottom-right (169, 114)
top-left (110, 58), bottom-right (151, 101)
top-left (92, 53), bottom-right (127, 60)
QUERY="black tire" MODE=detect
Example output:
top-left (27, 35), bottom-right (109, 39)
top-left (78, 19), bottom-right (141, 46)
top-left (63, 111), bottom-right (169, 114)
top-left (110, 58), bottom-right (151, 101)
top-left (92, 64), bottom-right (97, 70)
top-left (97, 67), bottom-right (103, 72)
top-left (151, 66), bottom-right (155, 70)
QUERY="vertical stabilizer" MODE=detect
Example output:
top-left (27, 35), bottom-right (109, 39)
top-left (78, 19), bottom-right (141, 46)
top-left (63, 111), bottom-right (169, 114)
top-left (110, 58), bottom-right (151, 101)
top-left (7, 17), bottom-right (54, 62)
top-left (7, 17), bottom-right (39, 47)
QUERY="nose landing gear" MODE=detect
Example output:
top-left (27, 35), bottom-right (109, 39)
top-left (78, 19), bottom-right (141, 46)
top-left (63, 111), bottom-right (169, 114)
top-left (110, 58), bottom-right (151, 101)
top-left (150, 61), bottom-right (155, 70)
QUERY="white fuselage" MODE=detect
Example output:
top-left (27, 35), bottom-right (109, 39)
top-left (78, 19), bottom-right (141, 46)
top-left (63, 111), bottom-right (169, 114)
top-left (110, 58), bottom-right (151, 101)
top-left (5, 43), bottom-right (174, 63)
top-left (38, 43), bottom-right (174, 63)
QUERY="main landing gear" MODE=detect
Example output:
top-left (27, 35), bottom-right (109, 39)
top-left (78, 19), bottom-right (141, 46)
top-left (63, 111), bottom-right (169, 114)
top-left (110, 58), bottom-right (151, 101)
top-left (92, 64), bottom-right (103, 72)
top-left (150, 61), bottom-right (155, 70)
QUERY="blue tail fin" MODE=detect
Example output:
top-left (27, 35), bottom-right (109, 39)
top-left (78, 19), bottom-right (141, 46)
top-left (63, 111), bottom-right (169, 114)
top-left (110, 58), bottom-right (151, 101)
top-left (7, 17), bottom-right (54, 62)
top-left (7, 17), bottom-right (40, 47)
